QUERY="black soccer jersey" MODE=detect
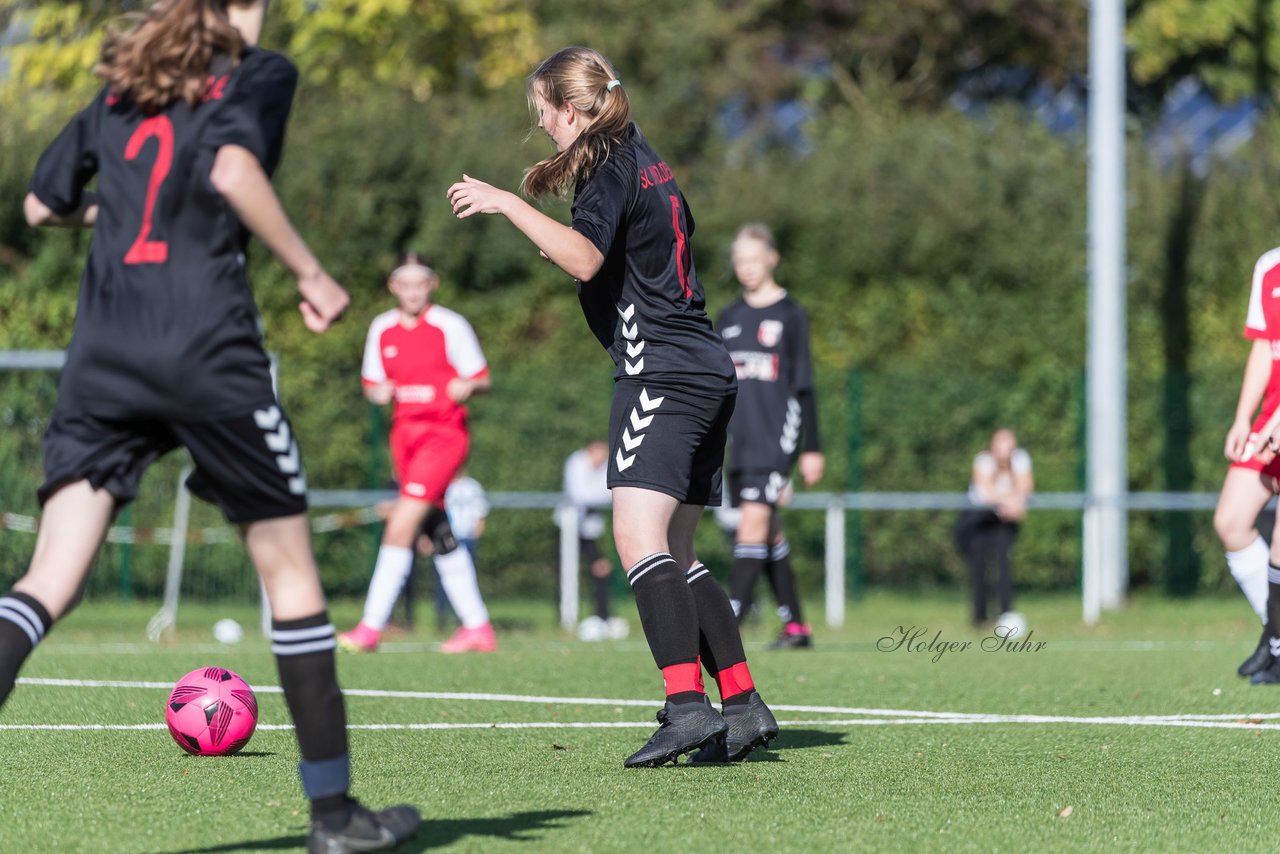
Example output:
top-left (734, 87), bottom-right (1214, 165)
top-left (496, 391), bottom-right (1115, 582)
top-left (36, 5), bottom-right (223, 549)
top-left (28, 47), bottom-right (298, 420)
top-left (718, 293), bottom-right (821, 472)
top-left (571, 124), bottom-right (734, 394)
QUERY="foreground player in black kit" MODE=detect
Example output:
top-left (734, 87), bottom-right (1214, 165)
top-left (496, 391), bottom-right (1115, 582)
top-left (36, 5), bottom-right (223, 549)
top-left (448, 46), bottom-right (778, 766)
top-left (717, 224), bottom-right (825, 649)
top-left (1, 2), bottom-right (418, 850)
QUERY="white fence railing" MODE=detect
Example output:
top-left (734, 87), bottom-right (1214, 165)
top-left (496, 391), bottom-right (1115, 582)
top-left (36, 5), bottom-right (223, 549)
top-left (310, 489), bottom-right (1232, 630)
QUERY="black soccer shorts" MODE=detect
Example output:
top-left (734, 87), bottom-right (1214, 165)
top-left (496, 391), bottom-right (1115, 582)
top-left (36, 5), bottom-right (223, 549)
top-left (39, 401), bottom-right (308, 523)
top-left (727, 468), bottom-right (792, 509)
top-left (606, 379), bottom-right (734, 506)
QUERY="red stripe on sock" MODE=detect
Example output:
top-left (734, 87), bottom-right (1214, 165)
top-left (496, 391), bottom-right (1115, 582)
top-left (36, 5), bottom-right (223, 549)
top-left (716, 661), bottom-right (755, 701)
top-left (662, 662), bottom-right (704, 696)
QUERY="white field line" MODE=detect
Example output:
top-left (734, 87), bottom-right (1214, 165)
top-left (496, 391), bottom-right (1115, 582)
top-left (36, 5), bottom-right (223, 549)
top-left (33, 639), bottom-right (1239, 655)
top-left (13, 678), bottom-right (1280, 729)
top-left (6, 716), bottom-right (1280, 733)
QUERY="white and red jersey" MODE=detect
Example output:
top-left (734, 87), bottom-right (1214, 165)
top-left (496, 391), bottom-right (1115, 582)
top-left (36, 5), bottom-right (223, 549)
top-left (1244, 248), bottom-right (1280, 420)
top-left (362, 306), bottom-right (489, 429)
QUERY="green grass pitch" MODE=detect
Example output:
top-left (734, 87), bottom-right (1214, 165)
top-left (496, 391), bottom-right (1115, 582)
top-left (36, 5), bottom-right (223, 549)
top-left (2, 591), bottom-right (1279, 853)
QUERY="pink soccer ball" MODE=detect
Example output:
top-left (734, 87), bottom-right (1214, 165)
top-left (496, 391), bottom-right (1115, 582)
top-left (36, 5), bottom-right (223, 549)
top-left (165, 667), bottom-right (258, 756)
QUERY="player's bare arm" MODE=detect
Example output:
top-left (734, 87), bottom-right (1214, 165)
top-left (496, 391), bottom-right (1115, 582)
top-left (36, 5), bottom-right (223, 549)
top-left (23, 191), bottom-right (99, 229)
top-left (1228, 338), bottom-right (1272, 461)
top-left (798, 452), bottom-right (825, 487)
top-left (447, 374), bottom-right (492, 403)
top-left (210, 144), bottom-right (349, 332)
top-left (446, 175), bottom-right (603, 281)
top-left (363, 382), bottom-right (395, 406)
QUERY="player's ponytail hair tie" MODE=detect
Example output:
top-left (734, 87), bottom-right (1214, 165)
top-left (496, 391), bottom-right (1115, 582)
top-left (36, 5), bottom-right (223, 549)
top-left (606, 79), bottom-right (621, 91)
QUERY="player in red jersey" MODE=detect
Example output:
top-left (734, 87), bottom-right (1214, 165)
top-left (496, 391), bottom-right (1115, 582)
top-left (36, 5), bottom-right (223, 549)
top-left (0, 1), bottom-right (419, 849)
top-left (339, 252), bottom-right (495, 654)
top-left (448, 46), bottom-right (777, 767)
top-left (1219, 248), bottom-right (1280, 684)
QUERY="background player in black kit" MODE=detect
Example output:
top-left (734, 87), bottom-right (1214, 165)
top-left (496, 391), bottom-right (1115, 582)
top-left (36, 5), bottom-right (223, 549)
top-left (718, 224), bottom-right (825, 649)
top-left (0, 1), bottom-right (419, 849)
top-left (448, 46), bottom-right (778, 766)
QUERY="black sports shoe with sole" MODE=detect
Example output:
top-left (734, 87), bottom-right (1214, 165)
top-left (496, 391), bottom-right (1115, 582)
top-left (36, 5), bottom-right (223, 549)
top-left (308, 801), bottom-right (422, 853)
top-left (689, 691), bottom-right (780, 763)
top-left (1238, 628), bottom-right (1275, 678)
top-left (769, 629), bottom-right (812, 650)
top-left (1251, 657), bottom-right (1280, 685)
top-left (624, 697), bottom-right (728, 768)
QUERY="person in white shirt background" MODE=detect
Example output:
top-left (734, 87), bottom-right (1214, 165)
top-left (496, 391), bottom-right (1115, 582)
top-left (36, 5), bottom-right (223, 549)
top-left (562, 440), bottom-right (628, 641)
top-left (956, 428), bottom-right (1033, 631)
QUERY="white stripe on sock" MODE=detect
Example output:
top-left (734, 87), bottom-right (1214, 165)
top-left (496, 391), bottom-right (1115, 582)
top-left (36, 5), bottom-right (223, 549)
top-left (270, 624), bottom-right (335, 643)
top-left (271, 638), bottom-right (337, 656)
top-left (626, 553), bottom-right (673, 587)
top-left (685, 564), bottom-right (710, 585)
top-left (0, 597), bottom-right (44, 641)
top-left (0, 605), bottom-right (39, 646)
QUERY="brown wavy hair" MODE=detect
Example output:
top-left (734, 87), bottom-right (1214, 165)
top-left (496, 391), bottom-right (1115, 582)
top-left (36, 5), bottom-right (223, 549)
top-left (520, 47), bottom-right (632, 200)
top-left (95, 0), bottom-right (245, 114)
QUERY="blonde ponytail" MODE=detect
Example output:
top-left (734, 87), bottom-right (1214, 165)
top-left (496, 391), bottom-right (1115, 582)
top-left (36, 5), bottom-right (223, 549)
top-left (521, 47), bottom-right (632, 200)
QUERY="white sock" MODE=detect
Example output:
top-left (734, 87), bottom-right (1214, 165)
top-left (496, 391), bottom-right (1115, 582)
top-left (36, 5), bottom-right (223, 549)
top-left (1226, 535), bottom-right (1270, 623)
top-left (360, 545), bottom-right (415, 630)
top-left (435, 547), bottom-right (489, 629)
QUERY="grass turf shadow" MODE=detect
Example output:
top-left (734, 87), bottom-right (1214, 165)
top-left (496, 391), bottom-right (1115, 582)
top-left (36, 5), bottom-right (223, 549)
top-left (149, 808), bottom-right (593, 853)
top-left (743, 728), bottom-right (848, 763)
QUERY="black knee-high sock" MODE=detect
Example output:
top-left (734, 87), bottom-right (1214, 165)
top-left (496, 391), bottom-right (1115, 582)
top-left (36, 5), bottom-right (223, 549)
top-left (271, 612), bottom-right (350, 823)
top-left (593, 573), bottom-right (611, 620)
top-left (627, 553), bottom-right (703, 704)
top-left (729, 543), bottom-right (768, 623)
top-left (0, 591), bottom-right (52, 710)
top-left (686, 563), bottom-right (756, 706)
top-left (766, 541), bottom-right (804, 625)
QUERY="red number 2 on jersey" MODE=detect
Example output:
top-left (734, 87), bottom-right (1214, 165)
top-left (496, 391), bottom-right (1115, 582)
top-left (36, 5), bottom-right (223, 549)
top-left (669, 194), bottom-right (692, 299)
top-left (123, 116), bottom-right (174, 265)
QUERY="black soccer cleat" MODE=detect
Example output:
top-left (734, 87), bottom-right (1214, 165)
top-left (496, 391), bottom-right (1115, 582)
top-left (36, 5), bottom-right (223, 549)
top-left (307, 801), bottom-right (422, 853)
top-left (768, 627), bottom-right (812, 650)
top-left (1251, 657), bottom-right (1280, 686)
top-left (623, 696), bottom-right (728, 768)
top-left (688, 691), bottom-right (780, 763)
top-left (1238, 629), bottom-right (1275, 678)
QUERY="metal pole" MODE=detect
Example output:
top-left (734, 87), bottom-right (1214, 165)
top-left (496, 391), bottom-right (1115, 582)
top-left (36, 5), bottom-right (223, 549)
top-left (824, 497), bottom-right (846, 628)
top-left (1084, 0), bottom-right (1128, 621)
top-left (556, 504), bottom-right (580, 630)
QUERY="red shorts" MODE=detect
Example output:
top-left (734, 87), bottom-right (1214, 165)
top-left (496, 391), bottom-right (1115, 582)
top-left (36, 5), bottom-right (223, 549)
top-left (1231, 408), bottom-right (1280, 478)
top-left (390, 420), bottom-right (469, 504)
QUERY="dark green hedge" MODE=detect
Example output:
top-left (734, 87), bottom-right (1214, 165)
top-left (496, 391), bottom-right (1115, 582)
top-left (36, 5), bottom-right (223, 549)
top-left (0, 88), bottom-right (1271, 601)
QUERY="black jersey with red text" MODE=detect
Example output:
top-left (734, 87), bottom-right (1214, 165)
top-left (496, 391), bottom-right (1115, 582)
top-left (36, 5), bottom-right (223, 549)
top-left (570, 124), bottom-right (734, 395)
top-left (28, 47), bottom-right (298, 420)
top-left (717, 293), bottom-right (821, 472)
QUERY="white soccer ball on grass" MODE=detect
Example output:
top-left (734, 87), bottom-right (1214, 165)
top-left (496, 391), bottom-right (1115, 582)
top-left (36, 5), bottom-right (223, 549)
top-left (213, 618), bottom-right (244, 644)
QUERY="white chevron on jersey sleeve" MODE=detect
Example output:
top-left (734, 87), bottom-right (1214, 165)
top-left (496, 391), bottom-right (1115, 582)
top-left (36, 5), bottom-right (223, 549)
top-left (362, 309), bottom-right (400, 384)
top-left (428, 305), bottom-right (488, 379)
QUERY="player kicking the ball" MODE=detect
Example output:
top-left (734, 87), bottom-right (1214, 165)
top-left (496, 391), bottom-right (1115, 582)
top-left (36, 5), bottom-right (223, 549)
top-left (448, 46), bottom-right (778, 766)
top-left (0, 1), bottom-right (419, 850)
top-left (339, 253), bottom-right (496, 654)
